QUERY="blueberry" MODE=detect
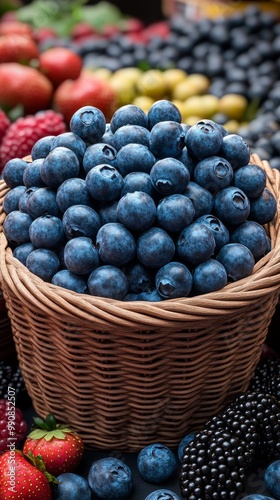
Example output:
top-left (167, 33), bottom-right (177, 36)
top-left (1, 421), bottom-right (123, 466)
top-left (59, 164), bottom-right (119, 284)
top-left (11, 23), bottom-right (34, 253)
top-left (64, 237), bottom-right (100, 275)
top-left (124, 289), bottom-right (163, 302)
top-left (85, 164), bottom-right (123, 202)
top-left (112, 125), bottom-right (150, 151)
top-left (145, 490), bottom-right (180, 500)
top-left (40, 147), bottom-right (80, 189)
top-left (88, 457), bottom-right (132, 499)
top-left (3, 185), bottom-right (26, 214)
top-left (29, 215), bottom-right (64, 249)
top-left (55, 472), bottom-right (91, 500)
top-left (56, 178), bottom-right (92, 213)
top-left (117, 191), bottom-right (156, 232)
top-left (175, 147), bottom-right (196, 178)
top-left (69, 105), bottom-right (106, 144)
top-left (110, 104), bottom-right (148, 133)
top-left (178, 433), bottom-right (196, 462)
top-left (2, 158), bottom-right (28, 188)
top-left (264, 459), bottom-right (280, 499)
top-left (185, 120), bottom-right (223, 160)
top-left (156, 194), bottom-right (195, 233)
top-left (26, 248), bottom-right (60, 282)
top-left (149, 121), bottom-right (185, 158)
top-left (101, 123), bottom-right (114, 145)
top-left (231, 220), bottom-right (268, 260)
top-left (137, 227), bottom-right (175, 269)
top-left (26, 187), bottom-right (61, 219)
top-left (193, 258), bottom-right (228, 294)
top-left (96, 222), bottom-right (136, 267)
top-left (137, 443), bottom-right (177, 484)
top-left (116, 143), bottom-right (156, 176)
top-left (194, 156), bottom-right (233, 195)
top-left (13, 242), bottom-right (35, 266)
top-left (123, 261), bottom-right (154, 293)
top-left (51, 132), bottom-right (86, 165)
top-left (249, 187), bottom-right (277, 224)
top-left (121, 172), bottom-right (155, 198)
top-left (177, 223), bottom-right (216, 266)
top-left (233, 163), bottom-right (267, 198)
top-left (195, 215), bottom-right (230, 252)
top-left (147, 99), bottom-right (182, 130)
top-left (242, 496), bottom-right (275, 500)
top-left (216, 243), bottom-right (255, 281)
top-left (51, 270), bottom-right (87, 294)
top-left (214, 186), bottom-right (250, 225)
top-left (82, 142), bottom-right (117, 175)
top-left (3, 211), bottom-right (33, 245)
top-left (150, 158), bottom-right (190, 196)
top-left (98, 201), bottom-right (119, 225)
top-left (62, 204), bottom-right (101, 240)
top-left (23, 159), bottom-right (47, 188)
top-left (183, 182), bottom-right (214, 220)
top-left (155, 261), bottom-right (193, 299)
top-left (220, 133), bottom-right (251, 170)
top-left (31, 135), bottom-right (55, 160)
top-left (88, 265), bottom-right (128, 300)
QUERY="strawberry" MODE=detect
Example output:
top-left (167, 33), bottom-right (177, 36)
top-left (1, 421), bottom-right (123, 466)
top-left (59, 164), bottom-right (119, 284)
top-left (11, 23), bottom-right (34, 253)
top-left (22, 414), bottom-right (84, 476)
top-left (0, 109), bottom-right (10, 145)
top-left (0, 34), bottom-right (39, 64)
top-left (39, 47), bottom-right (83, 88)
top-left (0, 110), bottom-right (66, 171)
top-left (0, 450), bottom-right (56, 499)
top-left (0, 63), bottom-right (53, 115)
top-left (53, 72), bottom-right (117, 125)
top-left (0, 21), bottom-right (34, 38)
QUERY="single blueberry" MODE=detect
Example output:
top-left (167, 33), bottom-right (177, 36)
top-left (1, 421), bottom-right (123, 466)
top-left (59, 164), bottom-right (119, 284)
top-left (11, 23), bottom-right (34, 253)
top-left (62, 204), bottom-right (101, 240)
top-left (183, 182), bottom-right (214, 220)
top-left (220, 133), bottom-right (251, 170)
top-left (26, 248), bottom-right (60, 282)
top-left (88, 266), bottom-right (129, 300)
top-left (123, 261), bottom-right (154, 293)
top-left (157, 194), bottom-right (195, 233)
top-left (195, 215), bottom-right (230, 252)
top-left (137, 289), bottom-right (163, 302)
top-left (177, 223), bottom-right (216, 266)
top-left (145, 490), bottom-right (180, 500)
top-left (85, 164), bottom-right (124, 202)
top-left (3, 185), bottom-right (27, 214)
top-left (137, 227), bottom-right (175, 269)
top-left (231, 220), bottom-right (268, 260)
top-left (23, 159), bottom-right (47, 188)
top-left (116, 143), bottom-right (156, 176)
top-left (155, 261), bottom-right (193, 299)
top-left (70, 105), bottom-right (106, 144)
top-left (264, 460), bottom-right (280, 499)
top-left (64, 237), bottom-right (100, 275)
top-left (3, 158), bottom-right (28, 188)
top-left (96, 222), bottom-right (136, 267)
top-left (112, 124), bottom-right (150, 151)
top-left (137, 443), bottom-right (177, 484)
top-left (193, 259), bottom-right (228, 294)
top-left (110, 104), bottom-right (148, 133)
top-left (18, 187), bottom-right (40, 213)
top-left (29, 215), bottom-right (64, 249)
top-left (178, 433), bottom-right (196, 462)
top-left (3, 211), bottom-right (33, 245)
top-left (150, 158), bottom-right (190, 196)
top-left (121, 172), bottom-right (155, 198)
top-left (241, 496), bottom-right (275, 500)
top-left (56, 178), bottom-right (92, 213)
top-left (13, 242), bottom-right (35, 266)
top-left (98, 201), bottom-right (119, 225)
top-left (175, 147), bottom-right (196, 178)
top-left (40, 147), bottom-right (80, 189)
top-left (149, 121), bottom-right (185, 159)
top-left (185, 120), bottom-right (223, 160)
top-left (55, 472), bottom-right (91, 500)
top-left (82, 142), bottom-right (117, 175)
top-left (233, 163), bottom-right (267, 198)
top-left (101, 123), bottom-right (114, 145)
top-left (147, 99), bottom-right (182, 130)
top-left (51, 132), bottom-right (86, 165)
top-left (214, 186), bottom-right (250, 225)
top-left (31, 135), bottom-right (55, 160)
top-left (26, 187), bottom-right (61, 219)
top-left (194, 156), bottom-right (233, 195)
top-left (216, 243), bottom-right (255, 282)
top-left (51, 270), bottom-right (87, 294)
top-left (117, 191), bottom-right (156, 232)
top-left (249, 188), bottom-right (277, 225)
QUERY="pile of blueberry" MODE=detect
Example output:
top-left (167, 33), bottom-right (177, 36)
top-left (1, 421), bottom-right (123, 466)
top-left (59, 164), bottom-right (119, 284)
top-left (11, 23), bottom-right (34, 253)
top-left (2, 101), bottom-right (277, 301)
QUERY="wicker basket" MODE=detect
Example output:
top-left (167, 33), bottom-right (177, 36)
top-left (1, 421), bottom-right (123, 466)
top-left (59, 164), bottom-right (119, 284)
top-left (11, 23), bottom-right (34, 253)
top-left (0, 154), bottom-right (280, 452)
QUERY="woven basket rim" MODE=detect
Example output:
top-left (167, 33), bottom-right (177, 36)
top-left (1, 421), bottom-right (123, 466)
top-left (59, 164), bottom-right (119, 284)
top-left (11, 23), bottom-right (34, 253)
top-left (0, 153), bottom-right (280, 327)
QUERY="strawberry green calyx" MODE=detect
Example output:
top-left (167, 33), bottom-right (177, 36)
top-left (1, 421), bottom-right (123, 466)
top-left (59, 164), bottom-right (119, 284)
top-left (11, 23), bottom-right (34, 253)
top-left (28, 414), bottom-right (76, 441)
top-left (22, 451), bottom-right (59, 484)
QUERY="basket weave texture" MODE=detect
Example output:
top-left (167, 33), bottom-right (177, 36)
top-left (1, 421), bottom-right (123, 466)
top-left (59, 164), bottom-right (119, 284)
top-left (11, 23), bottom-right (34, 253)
top-left (0, 154), bottom-right (280, 452)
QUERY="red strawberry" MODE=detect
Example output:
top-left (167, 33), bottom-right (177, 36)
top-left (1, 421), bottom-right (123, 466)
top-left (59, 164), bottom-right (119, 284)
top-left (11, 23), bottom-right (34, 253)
top-left (0, 21), bottom-right (34, 38)
top-left (0, 63), bottom-right (53, 114)
top-left (0, 34), bottom-right (39, 64)
top-left (23, 414), bottom-right (84, 476)
top-left (0, 109), bottom-right (10, 145)
top-left (39, 47), bottom-right (83, 88)
top-left (53, 72), bottom-right (117, 125)
top-left (0, 450), bottom-right (56, 499)
top-left (0, 110), bottom-right (66, 171)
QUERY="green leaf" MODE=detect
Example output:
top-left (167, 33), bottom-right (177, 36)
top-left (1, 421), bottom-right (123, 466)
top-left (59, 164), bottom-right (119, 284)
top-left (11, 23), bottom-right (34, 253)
top-left (52, 430), bottom-right (66, 440)
top-left (45, 414), bottom-right (57, 431)
top-left (28, 429), bottom-right (49, 440)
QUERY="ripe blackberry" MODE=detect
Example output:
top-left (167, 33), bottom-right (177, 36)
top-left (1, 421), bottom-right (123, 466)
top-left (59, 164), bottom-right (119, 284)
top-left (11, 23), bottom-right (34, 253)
top-left (0, 361), bottom-right (13, 399)
top-left (267, 376), bottom-right (280, 401)
top-left (180, 428), bottom-right (253, 499)
top-left (250, 358), bottom-right (280, 393)
top-left (0, 362), bottom-right (28, 406)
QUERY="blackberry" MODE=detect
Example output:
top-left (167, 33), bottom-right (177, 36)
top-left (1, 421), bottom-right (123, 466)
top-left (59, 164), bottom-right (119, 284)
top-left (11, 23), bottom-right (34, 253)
top-left (0, 361), bottom-right (28, 406)
top-left (0, 361), bottom-right (13, 399)
top-left (180, 428), bottom-right (252, 499)
top-left (250, 358), bottom-right (280, 393)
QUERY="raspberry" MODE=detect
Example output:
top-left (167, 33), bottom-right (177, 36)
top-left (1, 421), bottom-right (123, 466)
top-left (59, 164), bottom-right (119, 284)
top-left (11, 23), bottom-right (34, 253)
top-left (0, 399), bottom-right (28, 455)
top-left (0, 109), bottom-right (10, 145)
top-left (0, 110), bottom-right (66, 171)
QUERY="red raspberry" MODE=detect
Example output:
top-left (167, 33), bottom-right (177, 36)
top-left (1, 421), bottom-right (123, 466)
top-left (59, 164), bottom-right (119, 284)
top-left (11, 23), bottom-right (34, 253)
top-left (0, 110), bottom-right (66, 171)
top-left (0, 109), bottom-right (10, 146)
top-left (0, 399), bottom-right (28, 455)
